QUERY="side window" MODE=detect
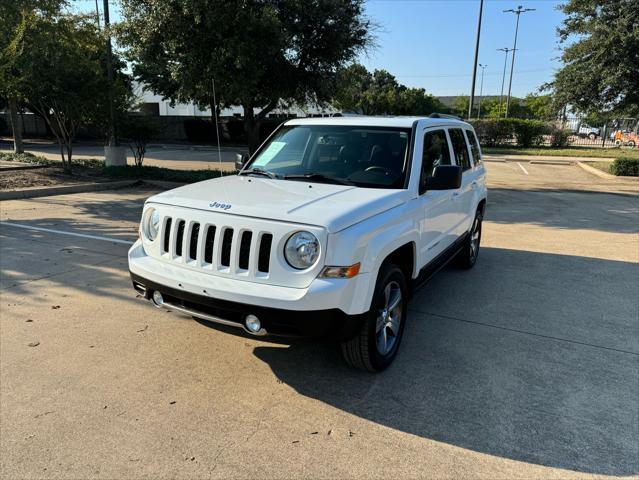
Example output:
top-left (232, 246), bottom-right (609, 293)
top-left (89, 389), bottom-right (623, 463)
top-left (448, 128), bottom-right (471, 171)
top-left (465, 129), bottom-right (482, 166)
top-left (421, 130), bottom-right (451, 182)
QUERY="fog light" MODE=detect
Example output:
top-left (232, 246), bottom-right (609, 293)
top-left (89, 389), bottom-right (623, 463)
top-left (245, 314), bottom-right (261, 333)
top-left (152, 290), bottom-right (164, 307)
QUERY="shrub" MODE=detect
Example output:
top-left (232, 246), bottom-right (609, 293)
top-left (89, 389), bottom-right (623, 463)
top-left (183, 118), bottom-right (223, 143)
top-left (610, 157), bottom-right (639, 176)
top-left (512, 119), bottom-right (548, 147)
top-left (121, 115), bottom-right (164, 166)
top-left (548, 125), bottom-right (572, 148)
top-left (471, 119), bottom-right (514, 147)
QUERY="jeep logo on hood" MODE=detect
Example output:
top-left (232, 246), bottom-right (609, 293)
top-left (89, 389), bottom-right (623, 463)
top-left (209, 201), bottom-right (232, 211)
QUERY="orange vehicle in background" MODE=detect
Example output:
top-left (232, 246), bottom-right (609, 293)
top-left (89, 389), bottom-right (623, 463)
top-left (612, 118), bottom-right (639, 148)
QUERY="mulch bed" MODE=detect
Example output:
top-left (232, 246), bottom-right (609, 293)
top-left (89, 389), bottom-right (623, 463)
top-left (0, 166), bottom-right (111, 190)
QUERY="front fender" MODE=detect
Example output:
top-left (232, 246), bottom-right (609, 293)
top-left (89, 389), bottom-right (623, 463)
top-left (325, 202), bottom-right (419, 312)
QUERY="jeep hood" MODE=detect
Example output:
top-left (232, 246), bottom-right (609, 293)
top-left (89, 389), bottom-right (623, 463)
top-left (147, 175), bottom-right (410, 233)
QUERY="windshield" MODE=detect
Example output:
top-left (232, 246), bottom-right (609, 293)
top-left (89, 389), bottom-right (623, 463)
top-left (244, 125), bottom-right (412, 188)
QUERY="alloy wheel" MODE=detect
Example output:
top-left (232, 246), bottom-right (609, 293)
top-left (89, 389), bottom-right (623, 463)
top-left (375, 281), bottom-right (402, 356)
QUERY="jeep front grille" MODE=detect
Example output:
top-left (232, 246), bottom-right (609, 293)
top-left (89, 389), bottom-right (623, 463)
top-left (161, 216), bottom-right (273, 274)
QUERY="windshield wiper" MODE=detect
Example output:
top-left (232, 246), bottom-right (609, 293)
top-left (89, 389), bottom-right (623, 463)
top-left (239, 167), bottom-right (278, 179)
top-left (283, 173), bottom-right (355, 186)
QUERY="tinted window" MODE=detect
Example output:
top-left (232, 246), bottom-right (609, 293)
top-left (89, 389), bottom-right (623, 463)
top-left (421, 130), bottom-right (451, 180)
top-left (449, 128), bottom-right (471, 171)
top-left (465, 129), bottom-right (481, 166)
top-left (247, 125), bottom-right (411, 189)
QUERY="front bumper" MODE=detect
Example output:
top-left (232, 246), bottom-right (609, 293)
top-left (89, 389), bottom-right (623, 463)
top-left (128, 240), bottom-right (369, 338)
top-left (131, 272), bottom-right (365, 338)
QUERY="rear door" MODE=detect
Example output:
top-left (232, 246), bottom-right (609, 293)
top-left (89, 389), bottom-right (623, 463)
top-left (447, 128), bottom-right (474, 235)
top-left (416, 127), bottom-right (457, 268)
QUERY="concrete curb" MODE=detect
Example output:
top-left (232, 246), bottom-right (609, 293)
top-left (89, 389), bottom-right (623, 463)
top-left (576, 161), bottom-right (639, 181)
top-left (529, 160), bottom-right (573, 166)
top-left (0, 164), bottom-right (49, 172)
top-left (576, 161), bottom-right (616, 180)
top-left (0, 180), bottom-right (138, 201)
top-left (140, 180), bottom-right (187, 190)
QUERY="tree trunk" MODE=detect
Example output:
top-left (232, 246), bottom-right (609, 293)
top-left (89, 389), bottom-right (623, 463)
top-left (243, 105), bottom-right (261, 154)
top-left (8, 97), bottom-right (24, 154)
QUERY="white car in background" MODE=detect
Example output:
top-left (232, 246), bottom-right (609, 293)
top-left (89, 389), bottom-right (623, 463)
top-left (129, 115), bottom-right (488, 371)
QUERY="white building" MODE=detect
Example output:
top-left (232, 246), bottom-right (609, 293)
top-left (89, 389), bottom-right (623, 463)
top-left (134, 82), bottom-right (340, 118)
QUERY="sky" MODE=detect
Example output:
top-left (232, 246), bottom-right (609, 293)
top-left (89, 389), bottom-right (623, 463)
top-left (74, 0), bottom-right (566, 98)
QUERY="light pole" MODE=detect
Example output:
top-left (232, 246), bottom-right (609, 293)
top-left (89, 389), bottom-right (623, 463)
top-left (477, 64), bottom-right (487, 118)
top-left (497, 47), bottom-right (516, 118)
top-left (504, 5), bottom-right (535, 117)
top-left (468, 0), bottom-right (484, 119)
top-left (94, 0), bottom-right (100, 28)
top-left (103, 0), bottom-right (126, 166)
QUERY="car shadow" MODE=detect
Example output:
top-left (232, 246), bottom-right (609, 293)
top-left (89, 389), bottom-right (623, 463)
top-left (251, 247), bottom-right (638, 476)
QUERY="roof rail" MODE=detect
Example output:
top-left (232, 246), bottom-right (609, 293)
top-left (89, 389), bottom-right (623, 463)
top-left (429, 113), bottom-right (463, 120)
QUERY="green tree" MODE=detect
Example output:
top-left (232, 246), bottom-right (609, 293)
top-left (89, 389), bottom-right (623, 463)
top-left (523, 93), bottom-right (555, 120)
top-left (0, 0), bottom-right (66, 153)
top-left (549, 0), bottom-right (639, 117)
top-left (5, 13), bottom-right (132, 171)
top-left (333, 64), bottom-right (444, 115)
top-left (452, 95), bottom-right (469, 118)
top-left (118, 0), bottom-right (372, 153)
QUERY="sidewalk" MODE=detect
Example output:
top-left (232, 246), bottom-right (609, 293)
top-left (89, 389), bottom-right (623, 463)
top-left (1, 141), bottom-right (243, 172)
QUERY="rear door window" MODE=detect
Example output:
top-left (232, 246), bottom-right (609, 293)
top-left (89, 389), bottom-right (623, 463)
top-left (448, 128), bottom-right (471, 171)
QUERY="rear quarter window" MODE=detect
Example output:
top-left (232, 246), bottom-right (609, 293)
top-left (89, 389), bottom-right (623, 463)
top-left (465, 129), bottom-right (482, 166)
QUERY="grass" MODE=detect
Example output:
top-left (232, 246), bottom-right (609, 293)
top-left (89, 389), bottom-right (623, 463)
top-left (584, 161), bottom-right (612, 174)
top-left (483, 146), bottom-right (639, 160)
top-left (0, 151), bottom-right (229, 183)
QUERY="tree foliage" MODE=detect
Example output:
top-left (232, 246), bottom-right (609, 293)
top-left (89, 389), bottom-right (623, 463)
top-left (4, 13), bottom-right (132, 169)
top-left (0, 0), bottom-right (67, 152)
top-left (333, 64), bottom-right (445, 115)
top-left (549, 0), bottom-right (639, 117)
top-left (117, 0), bottom-right (373, 152)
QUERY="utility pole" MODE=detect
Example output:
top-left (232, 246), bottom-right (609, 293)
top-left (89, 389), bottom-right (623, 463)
top-left (468, 0), bottom-right (484, 119)
top-left (94, 0), bottom-right (100, 29)
top-left (504, 5), bottom-right (535, 117)
top-left (103, 0), bottom-right (126, 165)
top-left (497, 47), bottom-right (516, 118)
top-left (477, 64), bottom-right (487, 118)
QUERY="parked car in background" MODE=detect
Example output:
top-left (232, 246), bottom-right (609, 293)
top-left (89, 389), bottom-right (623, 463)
top-left (577, 124), bottom-right (600, 140)
top-left (129, 115), bottom-right (487, 371)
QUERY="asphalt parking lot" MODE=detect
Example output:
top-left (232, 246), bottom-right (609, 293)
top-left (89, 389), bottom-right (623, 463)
top-left (1, 162), bottom-right (638, 479)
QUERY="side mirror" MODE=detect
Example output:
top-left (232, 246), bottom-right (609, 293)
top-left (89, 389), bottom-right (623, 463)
top-left (235, 153), bottom-right (249, 171)
top-left (421, 165), bottom-right (462, 193)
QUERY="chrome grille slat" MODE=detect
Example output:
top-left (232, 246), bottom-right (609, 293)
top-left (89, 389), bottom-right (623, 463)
top-left (147, 207), bottom-right (327, 288)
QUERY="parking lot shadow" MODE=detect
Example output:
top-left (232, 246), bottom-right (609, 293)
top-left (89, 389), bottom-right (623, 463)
top-left (253, 247), bottom-right (638, 476)
top-left (488, 187), bottom-right (639, 234)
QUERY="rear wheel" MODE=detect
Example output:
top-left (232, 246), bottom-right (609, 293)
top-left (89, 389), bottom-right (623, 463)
top-left (340, 263), bottom-right (407, 372)
top-left (588, 132), bottom-right (597, 141)
top-left (456, 208), bottom-right (483, 269)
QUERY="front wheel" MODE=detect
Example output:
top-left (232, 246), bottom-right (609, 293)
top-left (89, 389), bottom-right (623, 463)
top-left (456, 208), bottom-right (483, 269)
top-left (340, 264), bottom-right (407, 372)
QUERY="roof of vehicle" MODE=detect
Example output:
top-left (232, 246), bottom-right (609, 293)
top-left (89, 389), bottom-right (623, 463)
top-left (284, 116), bottom-right (471, 129)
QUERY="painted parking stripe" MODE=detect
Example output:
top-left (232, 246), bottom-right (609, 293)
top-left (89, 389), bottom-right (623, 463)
top-left (0, 221), bottom-right (134, 245)
top-left (517, 162), bottom-right (529, 175)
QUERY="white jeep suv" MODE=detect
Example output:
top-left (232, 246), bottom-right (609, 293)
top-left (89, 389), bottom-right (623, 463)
top-left (129, 115), bottom-right (487, 371)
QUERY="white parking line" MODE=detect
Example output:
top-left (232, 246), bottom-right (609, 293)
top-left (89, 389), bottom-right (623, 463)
top-left (517, 162), bottom-right (529, 175)
top-left (0, 221), bottom-right (134, 245)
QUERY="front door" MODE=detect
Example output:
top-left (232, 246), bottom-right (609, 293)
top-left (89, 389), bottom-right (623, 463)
top-left (417, 128), bottom-right (458, 269)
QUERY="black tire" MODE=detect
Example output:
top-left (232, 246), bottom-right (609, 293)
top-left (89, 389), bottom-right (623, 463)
top-left (340, 263), bottom-right (407, 372)
top-left (456, 208), bottom-right (483, 269)
top-left (588, 132), bottom-right (597, 141)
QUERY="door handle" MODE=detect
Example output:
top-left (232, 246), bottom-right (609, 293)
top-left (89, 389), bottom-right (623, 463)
top-left (471, 180), bottom-right (478, 189)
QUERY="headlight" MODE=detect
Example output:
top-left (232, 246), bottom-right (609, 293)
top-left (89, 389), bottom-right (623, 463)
top-left (142, 207), bottom-right (160, 241)
top-left (284, 231), bottom-right (320, 269)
